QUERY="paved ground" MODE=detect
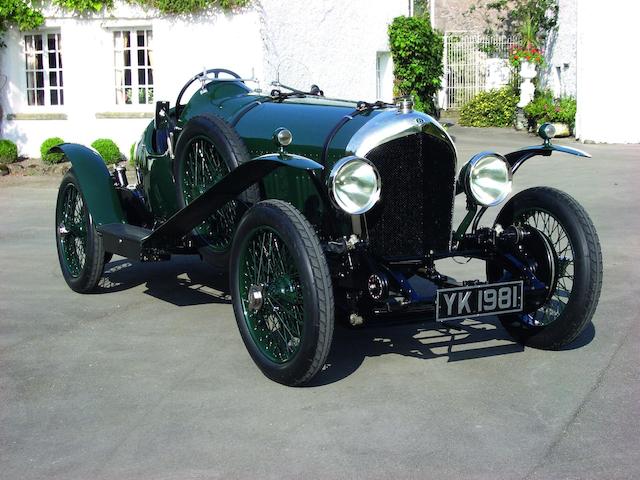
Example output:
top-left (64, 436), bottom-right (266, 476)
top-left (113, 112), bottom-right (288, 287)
top-left (1, 127), bottom-right (639, 480)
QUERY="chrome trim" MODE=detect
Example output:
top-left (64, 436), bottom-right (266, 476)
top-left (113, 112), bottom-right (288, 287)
top-left (328, 156), bottom-right (382, 215)
top-left (345, 109), bottom-right (456, 159)
top-left (460, 151), bottom-right (513, 207)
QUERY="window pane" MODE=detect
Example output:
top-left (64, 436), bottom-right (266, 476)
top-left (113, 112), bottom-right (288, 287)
top-left (138, 88), bottom-right (146, 104)
top-left (137, 49), bottom-right (144, 67)
top-left (36, 53), bottom-right (43, 70)
top-left (36, 71), bottom-right (44, 88)
top-left (60, 90), bottom-right (64, 104)
top-left (35, 36), bottom-right (43, 51)
top-left (49, 52), bottom-right (57, 68)
top-left (36, 89), bottom-right (45, 105)
top-left (148, 87), bottom-right (154, 102)
top-left (124, 50), bottom-right (131, 67)
top-left (48, 34), bottom-right (56, 51)
top-left (51, 90), bottom-right (59, 105)
top-left (137, 31), bottom-right (145, 47)
top-left (148, 69), bottom-right (153, 85)
top-left (58, 52), bottom-right (63, 68)
top-left (125, 87), bottom-right (132, 104)
top-left (59, 71), bottom-right (63, 87)
top-left (26, 72), bottom-right (35, 88)
top-left (138, 68), bottom-right (145, 85)
top-left (50, 71), bottom-right (57, 87)
top-left (124, 69), bottom-right (131, 85)
top-left (28, 90), bottom-right (35, 105)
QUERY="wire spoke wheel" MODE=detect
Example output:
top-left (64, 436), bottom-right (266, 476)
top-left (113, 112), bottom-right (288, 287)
top-left (230, 200), bottom-right (334, 385)
top-left (55, 170), bottom-right (105, 293)
top-left (515, 208), bottom-right (574, 326)
top-left (57, 182), bottom-right (88, 278)
top-left (181, 136), bottom-right (238, 251)
top-left (238, 227), bottom-right (305, 363)
top-left (489, 187), bottom-right (602, 349)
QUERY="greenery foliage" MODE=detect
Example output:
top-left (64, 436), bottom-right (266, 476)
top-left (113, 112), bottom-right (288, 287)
top-left (41, 137), bottom-right (66, 164)
top-left (467, 0), bottom-right (559, 48)
top-left (388, 15), bottom-right (443, 114)
top-left (459, 87), bottom-right (519, 127)
top-left (524, 90), bottom-right (577, 128)
top-left (91, 138), bottom-right (122, 165)
top-left (129, 142), bottom-right (136, 166)
top-left (0, 138), bottom-right (18, 164)
top-left (0, 0), bottom-right (44, 47)
top-left (0, 0), bottom-right (247, 45)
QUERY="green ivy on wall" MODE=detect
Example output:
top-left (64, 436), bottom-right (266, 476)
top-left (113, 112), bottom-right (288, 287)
top-left (0, 0), bottom-right (249, 46)
top-left (388, 15), bottom-right (443, 114)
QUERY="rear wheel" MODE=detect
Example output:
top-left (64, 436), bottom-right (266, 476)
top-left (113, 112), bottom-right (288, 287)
top-left (174, 114), bottom-right (259, 271)
top-left (488, 187), bottom-right (602, 349)
top-left (55, 170), bottom-right (105, 293)
top-left (229, 200), bottom-right (334, 386)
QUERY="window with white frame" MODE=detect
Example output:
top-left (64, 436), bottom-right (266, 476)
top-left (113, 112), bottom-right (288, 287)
top-left (24, 32), bottom-right (64, 106)
top-left (113, 29), bottom-right (154, 105)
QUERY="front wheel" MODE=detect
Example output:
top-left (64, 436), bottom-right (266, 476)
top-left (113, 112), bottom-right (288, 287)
top-left (488, 187), bottom-right (603, 349)
top-left (229, 200), bottom-right (334, 386)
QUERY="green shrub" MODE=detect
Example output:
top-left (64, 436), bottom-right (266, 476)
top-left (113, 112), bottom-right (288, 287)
top-left (524, 91), bottom-right (577, 128)
top-left (459, 87), bottom-right (519, 127)
top-left (0, 139), bottom-right (18, 164)
top-left (91, 138), bottom-right (122, 165)
top-left (41, 137), bottom-right (65, 164)
top-left (388, 15), bottom-right (443, 114)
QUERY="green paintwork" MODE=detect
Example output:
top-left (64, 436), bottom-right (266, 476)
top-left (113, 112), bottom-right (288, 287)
top-left (131, 78), bottom-right (454, 238)
top-left (53, 144), bottom-right (125, 226)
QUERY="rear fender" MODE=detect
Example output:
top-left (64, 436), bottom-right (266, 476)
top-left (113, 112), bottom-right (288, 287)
top-left (52, 143), bottom-right (125, 226)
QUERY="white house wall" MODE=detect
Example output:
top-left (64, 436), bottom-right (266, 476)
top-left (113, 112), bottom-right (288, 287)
top-left (575, 1), bottom-right (640, 143)
top-left (1, 0), bottom-right (406, 158)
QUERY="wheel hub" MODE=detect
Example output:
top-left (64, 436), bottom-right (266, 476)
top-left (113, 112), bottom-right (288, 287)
top-left (58, 223), bottom-right (69, 237)
top-left (247, 284), bottom-right (265, 312)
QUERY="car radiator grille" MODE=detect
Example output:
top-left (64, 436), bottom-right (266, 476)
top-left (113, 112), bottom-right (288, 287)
top-left (364, 133), bottom-right (457, 258)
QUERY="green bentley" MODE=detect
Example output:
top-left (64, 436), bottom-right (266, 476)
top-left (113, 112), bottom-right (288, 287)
top-left (54, 69), bottom-right (602, 385)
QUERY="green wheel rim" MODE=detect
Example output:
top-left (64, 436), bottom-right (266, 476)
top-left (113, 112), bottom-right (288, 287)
top-left (516, 208), bottom-right (575, 326)
top-left (57, 183), bottom-right (88, 278)
top-left (181, 136), bottom-right (238, 252)
top-left (238, 227), bottom-right (305, 363)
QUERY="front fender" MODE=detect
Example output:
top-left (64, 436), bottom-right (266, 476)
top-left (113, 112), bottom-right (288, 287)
top-left (145, 152), bottom-right (323, 245)
top-left (505, 144), bottom-right (591, 174)
top-left (52, 143), bottom-right (125, 226)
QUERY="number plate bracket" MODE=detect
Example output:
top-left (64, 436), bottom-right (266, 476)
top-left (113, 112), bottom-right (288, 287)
top-left (435, 280), bottom-right (524, 322)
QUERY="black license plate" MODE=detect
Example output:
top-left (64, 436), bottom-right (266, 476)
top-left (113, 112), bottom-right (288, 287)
top-left (436, 280), bottom-right (523, 322)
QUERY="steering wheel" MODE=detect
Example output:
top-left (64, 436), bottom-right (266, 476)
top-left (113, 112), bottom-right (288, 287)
top-left (175, 69), bottom-right (242, 117)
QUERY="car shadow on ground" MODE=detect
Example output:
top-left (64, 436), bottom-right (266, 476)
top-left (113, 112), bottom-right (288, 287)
top-left (310, 318), bottom-right (595, 386)
top-left (94, 257), bottom-right (596, 385)
top-left (95, 257), bottom-right (231, 306)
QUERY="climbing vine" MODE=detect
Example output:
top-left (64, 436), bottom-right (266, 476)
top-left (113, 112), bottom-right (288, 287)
top-left (388, 14), bottom-right (443, 114)
top-left (0, 0), bottom-right (249, 46)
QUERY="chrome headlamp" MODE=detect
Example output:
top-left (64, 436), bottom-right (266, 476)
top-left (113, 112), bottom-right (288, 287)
top-left (460, 152), bottom-right (512, 207)
top-left (328, 156), bottom-right (381, 214)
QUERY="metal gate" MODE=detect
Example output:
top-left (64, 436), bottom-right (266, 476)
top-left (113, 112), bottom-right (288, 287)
top-left (442, 33), bottom-right (520, 110)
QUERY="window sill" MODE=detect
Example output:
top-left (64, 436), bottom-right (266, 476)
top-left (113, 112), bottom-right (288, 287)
top-left (6, 113), bottom-right (68, 120)
top-left (95, 112), bottom-right (153, 119)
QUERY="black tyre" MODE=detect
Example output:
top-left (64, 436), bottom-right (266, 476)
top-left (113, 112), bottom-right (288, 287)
top-left (55, 170), bottom-right (106, 293)
top-left (229, 200), bottom-right (334, 386)
top-left (174, 114), bottom-right (259, 271)
top-left (488, 187), bottom-right (603, 349)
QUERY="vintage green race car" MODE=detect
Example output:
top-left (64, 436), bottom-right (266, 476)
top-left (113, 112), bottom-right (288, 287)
top-left (54, 69), bottom-right (602, 385)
